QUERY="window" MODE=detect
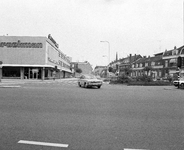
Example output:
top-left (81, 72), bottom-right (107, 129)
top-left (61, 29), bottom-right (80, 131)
top-left (172, 50), bottom-right (178, 55)
top-left (165, 60), bottom-right (168, 67)
top-left (151, 62), bottom-right (155, 66)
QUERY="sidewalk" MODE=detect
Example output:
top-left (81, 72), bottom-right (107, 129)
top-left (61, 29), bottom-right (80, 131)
top-left (0, 78), bottom-right (78, 86)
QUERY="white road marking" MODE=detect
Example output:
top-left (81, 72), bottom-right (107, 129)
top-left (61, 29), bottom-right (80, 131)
top-left (0, 85), bottom-right (21, 88)
top-left (18, 140), bottom-right (68, 148)
top-left (124, 149), bottom-right (149, 150)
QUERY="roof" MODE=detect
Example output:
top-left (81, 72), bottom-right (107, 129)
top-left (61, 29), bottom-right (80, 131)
top-left (149, 55), bottom-right (162, 62)
top-left (94, 66), bottom-right (106, 70)
top-left (163, 45), bottom-right (184, 57)
top-left (71, 61), bottom-right (91, 65)
top-left (135, 55), bottom-right (162, 64)
top-left (154, 52), bottom-right (164, 56)
top-left (163, 49), bottom-right (173, 57)
top-left (135, 57), bottom-right (148, 63)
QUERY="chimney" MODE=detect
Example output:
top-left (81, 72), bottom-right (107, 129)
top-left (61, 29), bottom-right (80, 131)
top-left (116, 52), bottom-right (118, 61)
top-left (129, 54), bottom-right (132, 63)
top-left (174, 46), bottom-right (177, 49)
top-left (134, 54), bottom-right (136, 61)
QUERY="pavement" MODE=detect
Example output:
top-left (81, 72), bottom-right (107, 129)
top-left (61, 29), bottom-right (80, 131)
top-left (0, 77), bottom-right (110, 88)
top-left (0, 78), bottom-right (78, 87)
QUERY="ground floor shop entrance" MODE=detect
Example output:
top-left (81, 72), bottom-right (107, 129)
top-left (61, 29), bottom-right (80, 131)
top-left (24, 68), bottom-right (41, 79)
top-left (2, 66), bottom-right (71, 80)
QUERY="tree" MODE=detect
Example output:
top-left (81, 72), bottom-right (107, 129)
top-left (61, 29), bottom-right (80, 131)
top-left (100, 68), bottom-right (107, 78)
top-left (76, 68), bottom-right (82, 74)
top-left (108, 67), bottom-right (113, 72)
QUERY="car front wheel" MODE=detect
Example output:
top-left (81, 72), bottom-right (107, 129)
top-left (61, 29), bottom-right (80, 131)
top-left (97, 85), bottom-right (101, 88)
top-left (84, 83), bottom-right (88, 88)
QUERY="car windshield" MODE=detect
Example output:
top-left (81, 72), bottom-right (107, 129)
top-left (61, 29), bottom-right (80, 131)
top-left (84, 75), bottom-right (97, 79)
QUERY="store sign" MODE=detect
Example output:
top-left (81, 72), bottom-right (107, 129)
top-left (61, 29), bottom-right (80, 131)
top-left (48, 34), bottom-right (59, 48)
top-left (0, 40), bottom-right (42, 48)
top-left (48, 57), bottom-right (70, 69)
top-left (48, 57), bottom-right (59, 65)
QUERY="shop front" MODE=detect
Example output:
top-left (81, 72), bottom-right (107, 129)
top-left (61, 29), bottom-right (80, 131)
top-left (0, 35), bottom-right (72, 80)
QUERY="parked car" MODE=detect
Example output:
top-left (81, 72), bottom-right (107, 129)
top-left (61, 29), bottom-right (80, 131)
top-left (78, 74), bottom-right (103, 88)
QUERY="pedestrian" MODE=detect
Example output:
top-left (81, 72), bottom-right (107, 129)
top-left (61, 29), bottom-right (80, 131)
top-left (53, 71), bottom-right (56, 80)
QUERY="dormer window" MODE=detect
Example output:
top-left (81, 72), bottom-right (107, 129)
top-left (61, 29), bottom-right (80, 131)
top-left (172, 49), bottom-right (178, 55)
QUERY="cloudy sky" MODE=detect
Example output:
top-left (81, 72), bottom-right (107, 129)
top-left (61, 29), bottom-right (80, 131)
top-left (0, 0), bottom-right (183, 68)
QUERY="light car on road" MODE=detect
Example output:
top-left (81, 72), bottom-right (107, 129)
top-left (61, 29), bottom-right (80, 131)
top-left (78, 74), bottom-right (103, 88)
top-left (173, 77), bottom-right (184, 89)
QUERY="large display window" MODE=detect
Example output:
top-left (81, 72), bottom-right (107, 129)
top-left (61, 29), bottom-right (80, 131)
top-left (3, 67), bottom-right (20, 78)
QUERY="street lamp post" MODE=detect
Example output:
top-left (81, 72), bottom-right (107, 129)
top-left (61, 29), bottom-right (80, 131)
top-left (100, 41), bottom-right (110, 66)
top-left (100, 41), bottom-right (110, 78)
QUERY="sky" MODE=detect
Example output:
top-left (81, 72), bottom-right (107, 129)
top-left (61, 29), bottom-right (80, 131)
top-left (0, 0), bottom-right (184, 68)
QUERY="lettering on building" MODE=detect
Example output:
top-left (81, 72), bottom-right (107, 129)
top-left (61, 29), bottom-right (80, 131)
top-left (0, 40), bottom-right (43, 48)
top-left (48, 34), bottom-right (59, 48)
top-left (48, 57), bottom-right (70, 69)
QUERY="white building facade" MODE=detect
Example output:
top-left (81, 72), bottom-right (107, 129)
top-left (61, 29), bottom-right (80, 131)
top-left (0, 35), bottom-right (72, 80)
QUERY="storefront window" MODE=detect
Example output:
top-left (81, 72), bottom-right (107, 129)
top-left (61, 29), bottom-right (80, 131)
top-left (3, 67), bottom-right (20, 78)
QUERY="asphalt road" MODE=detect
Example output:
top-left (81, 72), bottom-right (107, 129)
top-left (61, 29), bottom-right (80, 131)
top-left (0, 81), bottom-right (184, 150)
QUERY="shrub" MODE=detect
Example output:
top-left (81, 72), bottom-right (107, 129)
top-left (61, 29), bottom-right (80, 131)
top-left (118, 74), bottom-right (129, 83)
top-left (136, 74), bottom-right (153, 82)
top-left (76, 68), bottom-right (82, 73)
top-left (128, 80), bottom-right (172, 86)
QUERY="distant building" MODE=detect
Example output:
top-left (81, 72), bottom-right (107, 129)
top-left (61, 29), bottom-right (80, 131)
top-left (162, 46), bottom-right (184, 77)
top-left (131, 55), bottom-right (163, 79)
top-left (0, 35), bottom-right (72, 80)
top-left (94, 66), bottom-right (106, 76)
top-left (71, 61), bottom-right (93, 77)
top-left (119, 54), bottom-right (142, 76)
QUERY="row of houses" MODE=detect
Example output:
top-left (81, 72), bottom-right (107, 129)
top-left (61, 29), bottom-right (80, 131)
top-left (94, 45), bottom-right (184, 79)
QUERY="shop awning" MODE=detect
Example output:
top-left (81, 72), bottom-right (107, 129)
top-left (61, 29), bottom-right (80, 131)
top-left (2, 64), bottom-right (54, 68)
top-left (61, 67), bottom-right (72, 73)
